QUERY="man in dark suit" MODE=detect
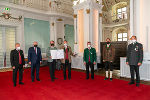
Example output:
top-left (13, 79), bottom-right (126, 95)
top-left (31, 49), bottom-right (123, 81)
top-left (126, 36), bottom-right (143, 87)
top-left (10, 43), bottom-right (25, 87)
top-left (28, 41), bottom-right (42, 82)
top-left (83, 42), bottom-right (97, 79)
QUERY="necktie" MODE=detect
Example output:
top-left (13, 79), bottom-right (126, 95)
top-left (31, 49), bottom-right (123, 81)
top-left (66, 48), bottom-right (68, 60)
top-left (18, 51), bottom-right (22, 64)
top-left (35, 47), bottom-right (37, 55)
top-left (89, 49), bottom-right (90, 62)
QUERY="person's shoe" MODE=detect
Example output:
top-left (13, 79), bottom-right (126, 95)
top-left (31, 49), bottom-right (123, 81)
top-left (128, 82), bottom-right (135, 85)
top-left (32, 80), bottom-right (34, 82)
top-left (37, 79), bottom-right (41, 81)
top-left (64, 78), bottom-right (66, 80)
top-left (14, 84), bottom-right (16, 87)
top-left (136, 83), bottom-right (140, 87)
top-left (86, 78), bottom-right (89, 80)
top-left (104, 77), bottom-right (108, 80)
top-left (110, 78), bottom-right (113, 81)
top-left (54, 77), bottom-right (58, 79)
top-left (19, 82), bottom-right (24, 85)
top-left (51, 79), bottom-right (54, 82)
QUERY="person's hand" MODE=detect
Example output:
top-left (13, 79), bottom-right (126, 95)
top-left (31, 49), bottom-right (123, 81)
top-left (103, 60), bottom-right (105, 62)
top-left (40, 61), bottom-right (42, 64)
top-left (50, 56), bottom-right (52, 58)
top-left (126, 62), bottom-right (129, 65)
top-left (110, 61), bottom-right (113, 63)
top-left (84, 62), bottom-right (86, 65)
top-left (138, 63), bottom-right (142, 66)
top-left (12, 66), bottom-right (15, 69)
top-left (93, 62), bottom-right (96, 65)
top-left (29, 62), bottom-right (31, 65)
top-left (23, 65), bottom-right (25, 68)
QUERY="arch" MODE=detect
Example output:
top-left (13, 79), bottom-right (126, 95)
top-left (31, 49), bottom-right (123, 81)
top-left (112, 2), bottom-right (128, 21)
top-left (112, 27), bottom-right (127, 41)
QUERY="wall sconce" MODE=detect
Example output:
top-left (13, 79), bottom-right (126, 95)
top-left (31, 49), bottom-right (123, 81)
top-left (99, 13), bottom-right (102, 17)
top-left (52, 22), bottom-right (54, 26)
top-left (86, 9), bottom-right (90, 14)
top-left (73, 14), bottom-right (77, 18)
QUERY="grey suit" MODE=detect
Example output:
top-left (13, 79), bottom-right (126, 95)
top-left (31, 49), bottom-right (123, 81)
top-left (46, 46), bottom-right (57, 81)
top-left (126, 42), bottom-right (143, 83)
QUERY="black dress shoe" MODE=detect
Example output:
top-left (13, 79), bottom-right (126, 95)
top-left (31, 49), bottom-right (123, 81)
top-left (37, 79), bottom-right (41, 81)
top-left (136, 83), bottom-right (140, 87)
top-left (32, 80), bottom-right (34, 82)
top-left (19, 82), bottom-right (24, 85)
top-left (86, 78), bottom-right (89, 80)
top-left (14, 84), bottom-right (16, 87)
top-left (54, 77), bottom-right (58, 79)
top-left (128, 82), bottom-right (135, 85)
top-left (110, 78), bottom-right (113, 81)
top-left (104, 77), bottom-right (108, 80)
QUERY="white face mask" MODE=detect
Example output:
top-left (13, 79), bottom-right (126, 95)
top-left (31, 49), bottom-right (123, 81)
top-left (64, 43), bottom-right (67, 47)
top-left (16, 47), bottom-right (21, 50)
top-left (132, 39), bottom-right (136, 43)
top-left (88, 45), bottom-right (91, 48)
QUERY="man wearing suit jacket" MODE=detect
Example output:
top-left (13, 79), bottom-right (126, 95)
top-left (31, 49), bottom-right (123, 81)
top-left (126, 36), bottom-right (143, 87)
top-left (10, 43), bottom-right (25, 87)
top-left (46, 40), bottom-right (57, 81)
top-left (103, 38), bottom-right (115, 81)
top-left (28, 41), bottom-right (42, 82)
top-left (83, 42), bottom-right (97, 79)
top-left (60, 40), bottom-right (73, 80)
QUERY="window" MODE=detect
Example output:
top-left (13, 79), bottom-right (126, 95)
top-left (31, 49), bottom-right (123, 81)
top-left (117, 33), bottom-right (127, 41)
top-left (117, 7), bottom-right (127, 19)
top-left (0, 26), bottom-right (16, 68)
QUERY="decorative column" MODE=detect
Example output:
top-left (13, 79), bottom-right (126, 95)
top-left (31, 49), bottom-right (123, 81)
top-left (73, 14), bottom-right (77, 44)
top-left (73, 0), bottom-right (103, 55)
top-left (49, 17), bottom-right (57, 46)
top-left (131, 0), bottom-right (150, 55)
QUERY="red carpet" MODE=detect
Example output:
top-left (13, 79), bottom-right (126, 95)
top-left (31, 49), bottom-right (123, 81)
top-left (0, 66), bottom-right (150, 100)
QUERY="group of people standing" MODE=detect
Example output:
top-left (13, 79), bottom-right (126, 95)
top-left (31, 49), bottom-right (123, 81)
top-left (102, 36), bottom-right (143, 87)
top-left (10, 35), bottom-right (143, 87)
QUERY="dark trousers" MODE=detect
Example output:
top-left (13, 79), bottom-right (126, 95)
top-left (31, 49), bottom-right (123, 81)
top-left (130, 65), bottom-right (140, 83)
top-left (86, 62), bottom-right (94, 79)
top-left (62, 60), bottom-right (71, 80)
top-left (104, 61), bottom-right (113, 71)
top-left (48, 60), bottom-right (56, 80)
top-left (13, 65), bottom-right (23, 85)
top-left (31, 62), bottom-right (40, 81)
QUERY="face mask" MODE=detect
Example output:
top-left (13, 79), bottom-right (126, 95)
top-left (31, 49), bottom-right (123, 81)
top-left (88, 45), bottom-right (91, 48)
top-left (16, 47), bottom-right (21, 50)
top-left (64, 43), bottom-right (67, 47)
top-left (51, 44), bottom-right (54, 46)
top-left (34, 45), bottom-right (38, 47)
top-left (132, 40), bottom-right (136, 43)
top-left (107, 42), bottom-right (110, 44)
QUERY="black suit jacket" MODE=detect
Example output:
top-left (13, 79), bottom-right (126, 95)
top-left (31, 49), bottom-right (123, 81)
top-left (126, 42), bottom-right (143, 66)
top-left (10, 49), bottom-right (25, 67)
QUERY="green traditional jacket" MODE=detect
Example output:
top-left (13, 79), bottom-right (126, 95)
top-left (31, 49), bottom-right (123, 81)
top-left (83, 47), bottom-right (97, 63)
